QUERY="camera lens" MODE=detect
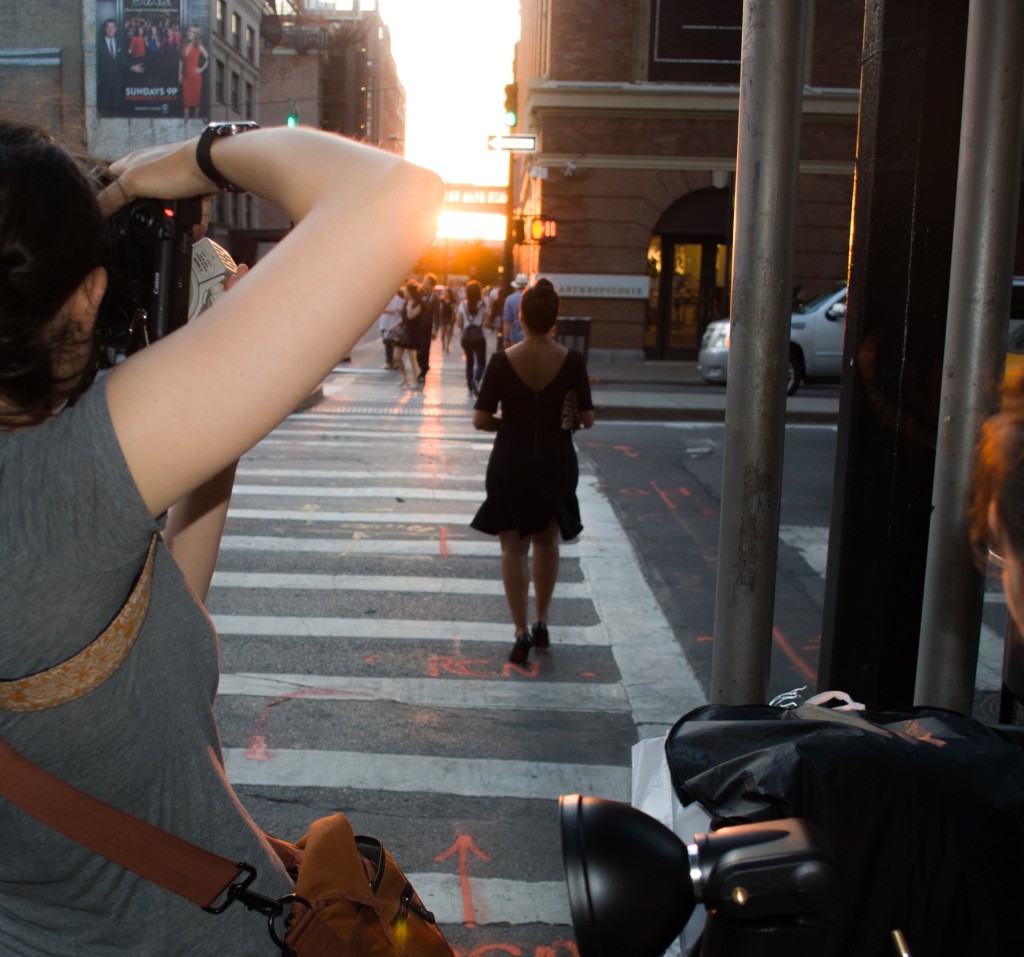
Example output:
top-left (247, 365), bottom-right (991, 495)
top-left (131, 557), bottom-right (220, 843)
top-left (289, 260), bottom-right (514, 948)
top-left (130, 202), bottom-right (159, 235)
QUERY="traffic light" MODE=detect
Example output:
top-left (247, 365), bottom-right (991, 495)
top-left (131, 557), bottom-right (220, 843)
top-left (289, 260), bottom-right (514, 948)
top-left (504, 83), bottom-right (518, 127)
top-left (511, 217), bottom-right (526, 244)
top-left (530, 216), bottom-right (558, 243)
top-left (287, 99), bottom-right (298, 127)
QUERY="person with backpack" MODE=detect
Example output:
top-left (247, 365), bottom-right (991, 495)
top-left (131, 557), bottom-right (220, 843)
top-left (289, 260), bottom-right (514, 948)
top-left (456, 279), bottom-right (488, 397)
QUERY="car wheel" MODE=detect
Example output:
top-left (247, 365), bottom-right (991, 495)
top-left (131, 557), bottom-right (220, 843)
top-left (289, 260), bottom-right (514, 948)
top-left (787, 349), bottom-right (804, 396)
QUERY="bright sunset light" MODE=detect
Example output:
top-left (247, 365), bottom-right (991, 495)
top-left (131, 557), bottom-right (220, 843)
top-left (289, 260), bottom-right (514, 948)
top-left (375, 0), bottom-right (522, 240)
top-left (436, 210), bottom-right (507, 242)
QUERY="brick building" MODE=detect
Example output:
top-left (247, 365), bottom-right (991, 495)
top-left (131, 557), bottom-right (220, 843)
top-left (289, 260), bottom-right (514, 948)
top-left (512, 0), bottom-right (865, 359)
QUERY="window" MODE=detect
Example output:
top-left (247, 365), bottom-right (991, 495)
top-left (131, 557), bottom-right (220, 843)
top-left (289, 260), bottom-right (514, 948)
top-left (216, 0), bottom-right (226, 38)
top-left (246, 25), bottom-right (255, 62)
top-left (244, 81), bottom-right (254, 118)
top-left (231, 13), bottom-right (242, 50)
top-left (230, 71), bottom-right (240, 112)
top-left (648, 0), bottom-right (743, 84)
top-left (215, 59), bottom-right (225, 104)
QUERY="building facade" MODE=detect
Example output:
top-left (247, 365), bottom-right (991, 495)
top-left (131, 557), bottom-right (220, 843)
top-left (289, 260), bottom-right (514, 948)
top-left (513, 0), bottom-right (865, 359)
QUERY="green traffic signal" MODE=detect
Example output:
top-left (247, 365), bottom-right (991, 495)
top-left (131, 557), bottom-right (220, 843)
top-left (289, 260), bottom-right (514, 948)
top-left (287, 99), bottom-right (298, 127)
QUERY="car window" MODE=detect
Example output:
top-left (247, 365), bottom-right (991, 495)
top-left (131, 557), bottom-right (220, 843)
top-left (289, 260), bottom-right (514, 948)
top-left (799, 285), bottom-right (846, 313)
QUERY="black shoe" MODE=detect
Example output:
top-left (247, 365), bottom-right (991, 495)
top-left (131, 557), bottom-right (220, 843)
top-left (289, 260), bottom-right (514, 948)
top-left (531, 621), bottom-right (549, 650)
top-left (509, 632), bottom-right (532, 664)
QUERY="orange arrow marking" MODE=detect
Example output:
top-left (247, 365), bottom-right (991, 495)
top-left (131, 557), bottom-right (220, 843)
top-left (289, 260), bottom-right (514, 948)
top-left (435, 834), bottom-right (492, 927)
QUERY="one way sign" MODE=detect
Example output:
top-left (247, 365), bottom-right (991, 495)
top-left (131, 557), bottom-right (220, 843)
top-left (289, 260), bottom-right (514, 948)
top-left (487, 133), bottom-right (538, 153)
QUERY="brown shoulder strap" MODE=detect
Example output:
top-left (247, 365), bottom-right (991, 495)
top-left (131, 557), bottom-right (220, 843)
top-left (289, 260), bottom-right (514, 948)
top-left (0, 738), bottom-right (242, 908)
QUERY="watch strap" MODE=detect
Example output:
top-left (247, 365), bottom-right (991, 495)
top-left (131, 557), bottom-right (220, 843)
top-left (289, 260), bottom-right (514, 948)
top-left (196, 121), bottom-right (259, 193)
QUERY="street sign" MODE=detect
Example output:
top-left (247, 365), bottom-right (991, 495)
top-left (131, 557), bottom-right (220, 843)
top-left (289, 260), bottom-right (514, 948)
top-left (487, 133), bottom-right (538, 153)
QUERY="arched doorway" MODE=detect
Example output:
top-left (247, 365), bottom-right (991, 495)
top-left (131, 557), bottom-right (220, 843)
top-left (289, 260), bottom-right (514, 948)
top-left (645, 187), bottom-right (733, 359)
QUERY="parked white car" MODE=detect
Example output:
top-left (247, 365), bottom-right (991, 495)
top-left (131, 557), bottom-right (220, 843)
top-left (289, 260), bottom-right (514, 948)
top-left (697, 285), bottom-right (847, 395)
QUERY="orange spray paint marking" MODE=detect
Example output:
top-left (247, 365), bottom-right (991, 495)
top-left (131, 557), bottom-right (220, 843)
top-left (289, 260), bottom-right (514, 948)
top-left (245, 689), bottom-right (358, 761)
top-left (650, 480), bottom-right (676, 511)
top-left (435, 834), bottom-right (492, 927)
top-left (536, 944), bottom-right (581, 957)
top-left (427, 656), bottom-right (498, 679)
top-left (501, 660), bottom-right (541, 678)
top-left (772, 627), bottom-right (817, 683)
top-left (439, 525), bottom-right (450, 558)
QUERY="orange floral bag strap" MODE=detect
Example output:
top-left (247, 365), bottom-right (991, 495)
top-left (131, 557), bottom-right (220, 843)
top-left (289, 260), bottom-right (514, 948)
top-left (0, 534), bottom-right (158, 712)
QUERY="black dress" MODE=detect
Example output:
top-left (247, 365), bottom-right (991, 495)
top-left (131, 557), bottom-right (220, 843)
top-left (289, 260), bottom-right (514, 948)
top-left (471, 349), bottom-right (594, 540)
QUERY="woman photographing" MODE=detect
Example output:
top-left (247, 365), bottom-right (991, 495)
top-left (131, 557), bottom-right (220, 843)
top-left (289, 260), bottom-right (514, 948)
top-left (0, 120), bottom-right (441, 954)
top-left (470, 279), bottom-right (595, 663)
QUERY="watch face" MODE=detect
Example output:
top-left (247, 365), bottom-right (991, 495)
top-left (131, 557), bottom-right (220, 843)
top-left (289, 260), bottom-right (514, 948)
top-left (210, 121), bottom-right (259, 136)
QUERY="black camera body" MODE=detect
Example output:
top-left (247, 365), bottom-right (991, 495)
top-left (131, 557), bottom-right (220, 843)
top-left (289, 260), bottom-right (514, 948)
top-left (96, 197), bottom-right (203, 365)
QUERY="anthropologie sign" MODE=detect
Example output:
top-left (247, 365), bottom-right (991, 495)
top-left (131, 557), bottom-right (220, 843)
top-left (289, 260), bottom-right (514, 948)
top-left (540, 274), bottom-right (651, 300)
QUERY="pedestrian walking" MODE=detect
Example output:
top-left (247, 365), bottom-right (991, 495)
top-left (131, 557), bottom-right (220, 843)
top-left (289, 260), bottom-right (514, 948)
top-left (417, 272), bottom-right (439, 386)
top-left (469, 279), bottom-right (595, 663)
top-left (378, 287), bottom-right (405, 369)
top-left (437, 285), bottom-right (457, 353)
top-left (501, 273), bottom-right (530, 346)
top-left (395, 280), bottom-right (423, 388)
top-left (457, 280), bottom-right (488, 398)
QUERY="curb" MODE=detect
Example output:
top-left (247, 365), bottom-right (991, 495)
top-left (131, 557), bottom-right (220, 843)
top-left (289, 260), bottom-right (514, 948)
top-left (594, 404), bottom-right (838, 425)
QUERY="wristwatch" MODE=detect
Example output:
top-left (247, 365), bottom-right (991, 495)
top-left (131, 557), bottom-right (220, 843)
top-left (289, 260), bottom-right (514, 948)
top-left (196, 121), bottom-right (260, 192)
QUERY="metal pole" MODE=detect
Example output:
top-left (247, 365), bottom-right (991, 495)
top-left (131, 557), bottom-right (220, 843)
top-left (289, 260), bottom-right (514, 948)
top-left (915, 0), bottom-right (1024, 711)
top-left (710, 0), bottom-right (808, 704)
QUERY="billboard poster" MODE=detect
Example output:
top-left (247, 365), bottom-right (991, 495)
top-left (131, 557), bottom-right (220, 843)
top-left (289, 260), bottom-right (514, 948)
top-left (96, 0), bottom-right (210, 119)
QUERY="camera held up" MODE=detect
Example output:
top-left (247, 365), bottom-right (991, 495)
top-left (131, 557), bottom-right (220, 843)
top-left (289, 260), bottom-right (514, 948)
top-left (95, 197), bottom-right (237, 367)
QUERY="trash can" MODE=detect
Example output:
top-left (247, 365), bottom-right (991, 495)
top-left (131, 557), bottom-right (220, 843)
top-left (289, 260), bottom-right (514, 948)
top-left (555, 317), bottom-right (591, 364)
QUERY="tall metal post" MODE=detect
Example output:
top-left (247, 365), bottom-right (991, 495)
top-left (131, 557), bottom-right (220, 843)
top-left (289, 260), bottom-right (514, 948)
top-left (710, 0), bottom-right (808, 705)
top-left (818, 1), bottom-right (969, 710)
top-left (915, 0), bottom-right (1024, 711)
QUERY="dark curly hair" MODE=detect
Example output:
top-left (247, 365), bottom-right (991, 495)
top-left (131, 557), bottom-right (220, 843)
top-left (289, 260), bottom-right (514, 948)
top-left (970, 367), bottom-right (1024, 566)
top-left (0, 120), bottom-right (105, 424)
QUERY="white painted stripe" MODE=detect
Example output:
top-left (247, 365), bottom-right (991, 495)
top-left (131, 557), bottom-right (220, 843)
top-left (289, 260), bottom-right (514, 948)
top-left (236, 468), bottom-right (487, 481)
top-left (778, 525), bottom-right (829, 577)
top-left (231, 485), bottom-right (484, 501)
top-left (256, 433), bottom-right (493, 451)
top-left (218, 673), bottom-right (630, 712)
top-left (400, 875), bottom-right (570, 926)
top-left (574, 474), bottom-right (707, 737)
top-left (224, 747), bottom-right (630, 802)
top-left (212, 615), bottom-right (607, 645)
top-left (976, 623), bottom-right (1005, 692)
top-left (211, 572), bottom-right (590, 598)
top-left (218, 535), bottom-right (581, 558)
top-left (227, 508), bottom-right (477, 524)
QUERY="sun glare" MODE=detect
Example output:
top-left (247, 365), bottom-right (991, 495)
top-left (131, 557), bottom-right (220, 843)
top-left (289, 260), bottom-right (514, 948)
top-left (436, 209), bottom-right (507, 242)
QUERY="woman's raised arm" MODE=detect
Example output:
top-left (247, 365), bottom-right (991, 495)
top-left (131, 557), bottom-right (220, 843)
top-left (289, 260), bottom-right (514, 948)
top-left (100, 127), bottom-right (443, 517)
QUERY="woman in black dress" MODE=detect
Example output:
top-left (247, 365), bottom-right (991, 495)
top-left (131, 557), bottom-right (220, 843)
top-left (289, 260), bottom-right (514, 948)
top-left (470, 279), bottom-right (595, 663)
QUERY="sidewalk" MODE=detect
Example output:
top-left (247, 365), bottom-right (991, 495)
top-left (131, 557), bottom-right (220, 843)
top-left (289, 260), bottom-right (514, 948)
top-left (319, 329), bottom-right (840, 424)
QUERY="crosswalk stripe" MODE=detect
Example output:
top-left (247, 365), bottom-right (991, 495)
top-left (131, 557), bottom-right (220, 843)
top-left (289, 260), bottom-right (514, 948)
top-left (219, 535), bottom-right (581, 558)
top-left (232, 485), bottom-right (484, 501)
top-left (400, 875), bottom-right (570, 926)
top-left (218, 673), bottom-right (631, 712)
top-left (227, 508), bottom-right (476, 524)
top-left (212, 615), bottom-right (608, 645)
top-left (223, 747), bottom-right (631, 802)
top-left (211, 571), bottom-right (590, 598)
top-left (236, 468), bottom-right (490, 481)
